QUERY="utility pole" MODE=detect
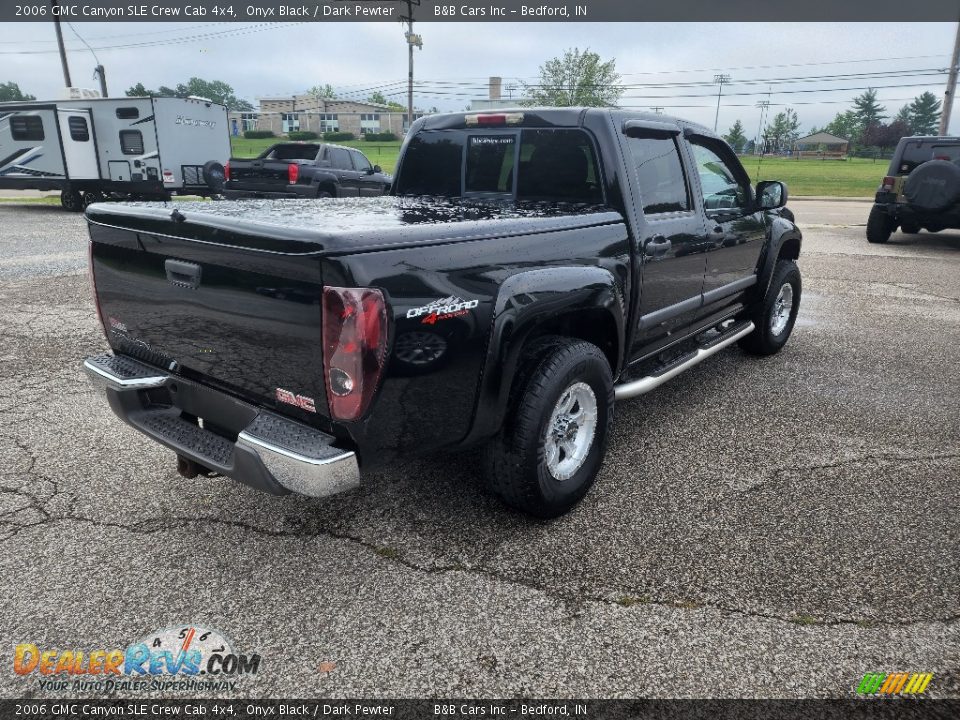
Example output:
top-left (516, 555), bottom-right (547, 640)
top-left (939, 19), bottom-right (960, 135)
top-left (401, 1), bottom-right (422, 134)
top-left (94, 65), bottom-right (108, 98)
top-left (713, 74), bottom-right (731, 131)
top-left (51, 0), bottom-right (72, 89)
top-left (755, 100), bottom-right (771, 155)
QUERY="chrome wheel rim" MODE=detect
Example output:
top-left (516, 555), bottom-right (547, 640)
top-left (770, 282), bottom-right (794, 336)
top-left (544, 381), bottom-right (598, 482)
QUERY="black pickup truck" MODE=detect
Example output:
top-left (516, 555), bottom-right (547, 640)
top-left (224, 142), bottom-right (392, 199)
top-left (83, 108), bottom-right (801, 517)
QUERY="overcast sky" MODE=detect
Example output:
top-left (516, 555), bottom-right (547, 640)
top-left (2, 21), bottom-right (957, 134)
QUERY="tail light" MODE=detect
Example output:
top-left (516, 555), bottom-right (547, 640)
top-left (322, 287), bottom-right (388, 421)
top-left (464, 112), bottom-right (524, 127)
top-left (87, 241), bottom-right (108, 341)
top-left (224, 161), bottom-right (230, 181)
top-left (880, 176), bottom-right (896, 192)
top-left (288, 163), bottom-right (299, 184)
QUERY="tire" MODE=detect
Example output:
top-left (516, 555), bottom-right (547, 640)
top-left (201, 161), bottom-right (226, 193)
top-left (316, 189), bottom-right (333, 198)
top-left (739, 260), bottom-right (802, 356)
top-left (60, 189), bottom-right (83, 212)
top-left (866, 206), bottom-right (895, 244)
top-left (481, 338), bottom-right (614, 518)
top-left (900, 222), bottom-right (921, 235)
top-left (82, 191), bottom-right (105, 207)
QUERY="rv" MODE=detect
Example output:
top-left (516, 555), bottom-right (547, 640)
top-left (0, 96), bottom-right (230, 210)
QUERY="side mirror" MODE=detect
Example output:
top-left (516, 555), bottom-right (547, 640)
top-left (373, 165), bottom-right (382, 174)
top-left (756, 180), bottom-right (788, 210)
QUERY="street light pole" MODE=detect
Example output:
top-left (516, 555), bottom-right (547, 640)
top-left (713, 74), bottom-right (731, 132)
top-left (51, 0), bottom-right (72, 89)
top-left (939, 19), bottom-right (960, 135)
top-left (401, 1), bottom-right (422, 133)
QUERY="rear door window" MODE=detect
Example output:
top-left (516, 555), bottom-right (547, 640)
top-left (395, 128), bottom-right (603, 203)
top-left (328, 148), bottom-right (353, 170)
top-left (623, 136), bottom-right (689, 214)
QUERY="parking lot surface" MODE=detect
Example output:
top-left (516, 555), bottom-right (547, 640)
top-left (0, 199), bottom-right (957, 698)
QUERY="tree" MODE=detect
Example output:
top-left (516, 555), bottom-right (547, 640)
top-left (723, 119), bottom-right (748, 153)
top-left (862, 120), bottom-right (910, 151)
top-left (821, 110), bottom-right (859, 143)
top-left (125, 77), bottom-right (252, 110)
top-left (0, 81), bottom-right (35, 102)
top-left (906, 91), bottom-right (941, 135)
top-left (765, 108), bottom-right (801, 152)
top-left (851, 88), bottom-right (887, 132)
top-left (523, 47), bottom-right (622, 107)
top-left (307, 84), bottom-right (337, 100)
top-left (894, 104), bottom-right (913, 132)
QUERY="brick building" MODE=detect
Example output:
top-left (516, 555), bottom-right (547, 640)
top-left (228, 96), bottom-right (422, 138)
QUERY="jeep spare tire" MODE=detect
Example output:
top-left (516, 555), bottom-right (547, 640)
top-left (903, 159), bottom-right (960, 212)
top-left (202, 161), bottom-right (227, 193)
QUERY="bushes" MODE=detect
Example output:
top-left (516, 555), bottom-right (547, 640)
top-left (287, 131), bottom-right (319, 141)
top-left (362, 132), bottom-right (398, 142)
top-left (243, 130), bottom-right (275, 139)
top-left (322, 131), bottom-right (356, 142)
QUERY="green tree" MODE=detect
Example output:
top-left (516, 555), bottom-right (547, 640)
top-left (0, 81), bottom-right (36, 102)
top-left (851, 88), bottom-right (887, 133)
top-left (307, 84), bottom-right (337, 100)
top-left (125, 82), bottom-right (152, 97)
top-left (906, 91), bottom-right (941, 135)
top-left (723, 119), bottom-right (748, 153)
top-left (365, 91), bottom-right (406, 111)
top-left (125, 78), bottom-right (252, 110)
top-left (893, 104), bottom-right (913, 132)
top-left (822, 110), bottom-right (859, 142)
top-left (523, 47), bottom-right (622, 107)
top-left (765, 108), bottom-right (801, 152)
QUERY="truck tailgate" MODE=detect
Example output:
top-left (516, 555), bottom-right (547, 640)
top-left (227, 159), bottom-right (295, 189)
top-left (87, 208), bottom-right (329, 422)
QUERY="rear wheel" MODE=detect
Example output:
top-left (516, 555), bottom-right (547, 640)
top-left (316, 188), bottom-right (333, 199)
top-left (866, 206), bottom-right (895, 244)
top-left (60, 188), bottom-right (83, 212)
top-left (481, 338), bottom-right (614, 518)
top-left (739, 260), bottom-right (801, 356)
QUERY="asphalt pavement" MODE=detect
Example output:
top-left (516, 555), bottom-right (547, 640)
top-left (0, 199), bottom-right (957, 699)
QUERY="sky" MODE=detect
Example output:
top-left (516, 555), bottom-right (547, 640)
top-left (1, 21), bottom-right (958, 135)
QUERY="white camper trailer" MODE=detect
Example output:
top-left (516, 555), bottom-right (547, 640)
top-left (0, 96), bottom-right (230, 210)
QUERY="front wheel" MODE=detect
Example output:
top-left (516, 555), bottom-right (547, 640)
top-left (481, 338), bottom-right (614, 518)
top-left (739, 260), bottom-right (802, 356)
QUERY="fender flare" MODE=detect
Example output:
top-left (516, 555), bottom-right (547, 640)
top-left (756, 218), bottom-right (802, 297)
top-left (463, 266), bottom-right (625, 446)
top-left (308, 171), bottom-right (340, 195)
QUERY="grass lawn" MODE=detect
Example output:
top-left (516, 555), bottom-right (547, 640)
top-left (233, 139), bottom-right (884, 198)
top-left (741, 156), bottom-right (885, 197)
top-left (230, 137), bottom-right (402, 174)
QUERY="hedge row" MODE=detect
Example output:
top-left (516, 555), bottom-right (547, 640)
top-left (322, 131), bottom-right (356, 142)
top-left (287, 131), bottom-right (319, 141)
top-left (243, 130), bottom-right (275, 139)
top-left (362, 132), bottom-right (398, 142)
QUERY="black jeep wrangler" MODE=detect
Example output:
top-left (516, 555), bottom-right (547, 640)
top-left (868, 135), bottom-right (960, 243)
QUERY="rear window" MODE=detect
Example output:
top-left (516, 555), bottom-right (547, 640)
top-left (897, 141), bottom-right (960, 174)
top-left (120, 130), bottom-right (144, 155)
top-left (265, 144), bottom-right (321, 161)
top-left (396, 128), bottom-right (603, 203)
top-left (11, 115), bottom-right (44, 141)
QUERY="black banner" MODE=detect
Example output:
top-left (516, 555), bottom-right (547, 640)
top-left (2, 0), bottom-right (960, 23)
top-left (2, 700), bottom-right (960, 719)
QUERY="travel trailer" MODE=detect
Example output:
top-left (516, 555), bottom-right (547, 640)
top-left (0, 96), bottom-right (230, 210)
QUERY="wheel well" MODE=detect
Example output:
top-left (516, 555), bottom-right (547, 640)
top-left (777, 236), bottom-right (801, 261)
top-left (525, 309), bottom-right (619, 373)
top-left (317, 181), bottom-right (336, 196)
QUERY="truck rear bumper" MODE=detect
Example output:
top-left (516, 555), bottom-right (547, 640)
top-left (82, 354), bottom-right (360, 499)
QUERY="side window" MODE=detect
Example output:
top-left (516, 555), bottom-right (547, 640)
top-left (68, 116), bottom-right (90, 142)
top-left (690, 141), bottom-right (749, 211)
top-left (624, 136), bottom-right (689, 215)
top-left (120, 130), bottom-right (144, 155)
top-left (11, 115), bottom-right (45, 141)
top-left (329, 148), bottom-right (352, 170)
top-left (351, 151), bottom-right (372, 172)
top-left (115, 107), bottom-right (140, 120)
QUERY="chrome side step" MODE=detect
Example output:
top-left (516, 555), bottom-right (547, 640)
top-left (614, 321), bottom-right (755, 401)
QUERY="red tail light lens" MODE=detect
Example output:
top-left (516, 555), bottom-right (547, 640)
top-left (322, 287), bottom-right (388, 421)
top-left (224, 161), bottom-right (230, 181)
top-left (288, 163), bottom-right (299, 184)
top-left (880, 176), bottom-right (896, 192)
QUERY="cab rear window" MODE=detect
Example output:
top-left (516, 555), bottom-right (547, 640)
top-left (396, 128), bottom-right (603, 204)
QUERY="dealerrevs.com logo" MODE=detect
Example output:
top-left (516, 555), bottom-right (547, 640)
top-left (14, 625), bottom-right (261, 693)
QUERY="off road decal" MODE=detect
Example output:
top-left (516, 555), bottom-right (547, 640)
top-left (406, 296), bottom-right (479, 325)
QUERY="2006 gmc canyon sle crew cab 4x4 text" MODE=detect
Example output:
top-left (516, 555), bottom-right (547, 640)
top-left (82, 108), bottom-right (802, 517)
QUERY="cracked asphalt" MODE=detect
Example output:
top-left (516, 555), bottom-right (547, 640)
top-left (0, 199), bottom-right (957, 699)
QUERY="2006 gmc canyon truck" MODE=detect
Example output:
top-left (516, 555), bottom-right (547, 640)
top-left (83, 108), bottom-right (802, 517)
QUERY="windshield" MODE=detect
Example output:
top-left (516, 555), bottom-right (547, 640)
top-left (396, 128), bottom-right (604, 204)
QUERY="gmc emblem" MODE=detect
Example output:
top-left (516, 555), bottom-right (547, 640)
top-left (275, 388), bottom-right (317, 413)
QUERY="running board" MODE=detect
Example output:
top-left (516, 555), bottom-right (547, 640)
top-left (614, 321), bottom-right (755, 401)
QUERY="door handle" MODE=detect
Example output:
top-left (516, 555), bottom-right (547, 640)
top-left (165, 259), bottom-right (202, 289)
top-left (644, 234), bottom-right (672, 257)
